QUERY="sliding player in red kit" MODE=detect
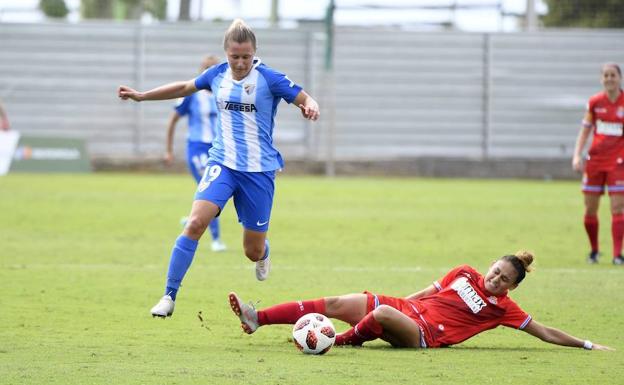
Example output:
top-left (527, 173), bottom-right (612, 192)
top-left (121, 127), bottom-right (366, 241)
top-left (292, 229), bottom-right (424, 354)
top-left (228, 251), bottom-right (613, 351)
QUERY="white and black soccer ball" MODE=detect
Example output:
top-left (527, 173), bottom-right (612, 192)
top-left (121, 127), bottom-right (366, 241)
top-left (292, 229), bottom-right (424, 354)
top-left (292, 313), bottom-right (336, 355)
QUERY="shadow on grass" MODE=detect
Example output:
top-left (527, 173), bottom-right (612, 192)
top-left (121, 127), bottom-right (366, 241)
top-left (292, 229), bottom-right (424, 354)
top-left (356, 344), bottom-right (562, 353)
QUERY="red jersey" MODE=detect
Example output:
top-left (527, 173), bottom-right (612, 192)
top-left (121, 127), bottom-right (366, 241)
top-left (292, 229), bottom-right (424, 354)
top-left (586, 90), bottom-right (624, 171)
top-left (411, 265), bottom-right (531, 348)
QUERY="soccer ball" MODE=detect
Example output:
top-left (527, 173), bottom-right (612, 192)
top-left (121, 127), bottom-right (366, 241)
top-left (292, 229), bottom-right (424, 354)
top-left (292, 313), bottom-right (336, 355)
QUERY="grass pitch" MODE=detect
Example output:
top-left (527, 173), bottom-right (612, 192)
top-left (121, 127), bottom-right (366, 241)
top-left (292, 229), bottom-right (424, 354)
top-left (0, 173), bottom-right (623, 384)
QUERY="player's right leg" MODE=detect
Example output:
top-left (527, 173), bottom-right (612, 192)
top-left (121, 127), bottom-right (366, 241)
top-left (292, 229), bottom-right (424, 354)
top-left (188, 144), bottom-right (226, 253)
top-left (151, 162), bottom-right (233, 318)
top-left (151, 200), bottom-right (219, 318)
top-left (227, 292), bottom-right (367, 333)
top-left (582, 169), bottom-right (604, 264)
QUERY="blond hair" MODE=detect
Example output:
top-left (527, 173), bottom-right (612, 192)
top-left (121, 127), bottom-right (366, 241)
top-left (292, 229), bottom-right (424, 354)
top-left (223, 19), bottom-right (256, 51)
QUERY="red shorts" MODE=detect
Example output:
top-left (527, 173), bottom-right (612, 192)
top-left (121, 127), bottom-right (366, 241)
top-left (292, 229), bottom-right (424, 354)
top-left (364, 291), bottom-right (434, 348)
top-left (582, 161), bottom-right (624, 195)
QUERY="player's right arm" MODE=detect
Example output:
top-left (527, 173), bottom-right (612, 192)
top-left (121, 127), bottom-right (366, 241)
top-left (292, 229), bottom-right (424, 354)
top-left (118, 80), bottom-right (197, 102)
top-left (572, 109), bottom-right (594, 172)
top-left (523, 319), bottom-right (614, 351)
top-left (164, 112), bottom-right (181, 166)
top-left (0, 100), bottom-right (10, 131)
top-left (405, 285), bottom-right (437, 301)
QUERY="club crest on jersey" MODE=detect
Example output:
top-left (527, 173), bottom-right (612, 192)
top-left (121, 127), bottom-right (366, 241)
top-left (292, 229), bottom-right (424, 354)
top-left (617, 107), bottom-right (624, 119)
top-left (244, 83), bottom-right (256, 95)
top-left (487, 296), bottom-right (498, 305)
top-left (450, 277), bottom-right (487, 314)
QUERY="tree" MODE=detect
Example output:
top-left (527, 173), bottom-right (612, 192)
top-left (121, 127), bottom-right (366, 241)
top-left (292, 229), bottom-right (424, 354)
top-left (179, 0), bottom-right (191, 21)
top-left (542, 0), bottom-right (624, 28)
top-left (39, 0), bottom-right (69, 18)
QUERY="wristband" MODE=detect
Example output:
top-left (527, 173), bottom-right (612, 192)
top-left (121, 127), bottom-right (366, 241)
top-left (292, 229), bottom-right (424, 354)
top-left (583, 340), bottom-right (593, 350)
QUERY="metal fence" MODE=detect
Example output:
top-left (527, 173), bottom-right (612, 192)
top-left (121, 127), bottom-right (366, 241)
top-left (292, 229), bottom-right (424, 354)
top-left (1, 22), bottom-right (623, 163)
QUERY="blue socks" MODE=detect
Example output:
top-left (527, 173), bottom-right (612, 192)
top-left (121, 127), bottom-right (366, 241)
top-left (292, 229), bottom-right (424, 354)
top-left (165, 235), bottom-right (198, 301)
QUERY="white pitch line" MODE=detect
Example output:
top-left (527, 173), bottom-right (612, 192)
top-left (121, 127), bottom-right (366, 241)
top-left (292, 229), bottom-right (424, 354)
top-left (3, 263), bottom-right (623, 275)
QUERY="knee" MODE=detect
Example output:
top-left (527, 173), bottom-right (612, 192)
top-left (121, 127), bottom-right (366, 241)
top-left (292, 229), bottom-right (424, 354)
top-left (244, 243), bottom-right (265, 262)
top-left (612, 204), bottom-right (624, 215)
top-left (324, 296), bottom-right (340, 313)
top-left (184, 215), bottom-right (209, 238)
top-left (372, 305), bottom-right (394, 323)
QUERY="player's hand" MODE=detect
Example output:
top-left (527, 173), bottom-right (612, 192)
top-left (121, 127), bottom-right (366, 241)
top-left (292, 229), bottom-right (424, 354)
top-left (0, 117), bottom-right (9, 131)
top-left (164, 151), bottom-right (174, 166)
top-left (591, 343), bottom-right (615, 351)
top-left (118, 85), bottom-right (143, 102)
top-left (299, 101), bottom-right (319, 121)
top-left (572, 155), bottom-right (583, 172)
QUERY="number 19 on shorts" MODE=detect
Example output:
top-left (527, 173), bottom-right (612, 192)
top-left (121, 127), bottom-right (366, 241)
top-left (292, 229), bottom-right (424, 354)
top-left (198, 165), bottom-right (222, 193)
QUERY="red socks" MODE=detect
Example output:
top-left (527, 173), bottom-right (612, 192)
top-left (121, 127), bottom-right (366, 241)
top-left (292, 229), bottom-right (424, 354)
top-left (257, 299), bottom-right (325, 326)
top-left (584, 215), bottom-right (599, 253)
top-left (612, 213), bottom-right (624, 257)
top-left (335, 312), bottom-right (383, 346)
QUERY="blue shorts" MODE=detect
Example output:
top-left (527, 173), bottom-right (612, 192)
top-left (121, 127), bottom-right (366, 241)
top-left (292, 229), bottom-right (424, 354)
top-left (195, 161), bottom-right (276, 232)
top-left (186, 141), bottom-right (212, 183)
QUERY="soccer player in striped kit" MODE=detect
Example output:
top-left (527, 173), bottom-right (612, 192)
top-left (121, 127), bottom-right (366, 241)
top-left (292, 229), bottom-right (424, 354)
top-left (164, 55), bottom-right (226, 253)
top-left (118, 19), bottom-right (320, 317)
top-left (229, 251), bottom-right (613, 351)
top-left (572, 63), bottom-right (624, 265)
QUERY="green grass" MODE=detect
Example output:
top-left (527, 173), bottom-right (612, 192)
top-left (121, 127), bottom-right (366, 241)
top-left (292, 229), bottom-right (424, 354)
top-left (0, 173), bottom-right (623, 384)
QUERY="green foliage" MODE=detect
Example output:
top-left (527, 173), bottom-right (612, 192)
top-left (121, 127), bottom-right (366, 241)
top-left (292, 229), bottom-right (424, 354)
top-left (39, 0), bottom-right (69, 18)
top-left (81, 0), bottom-right (166, 20)
top-left (543, 0), bottom-right (624, 28)
top-left (1, 174), bottom-right (623, 384)
top-left (80, 0), bottom-right (112, 19)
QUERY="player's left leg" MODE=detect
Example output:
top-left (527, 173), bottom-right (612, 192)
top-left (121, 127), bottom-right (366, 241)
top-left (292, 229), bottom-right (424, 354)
top-left (335, 305), bottom-right (422, 348)
top-left (233, 169), bottom-right (275, 280)
top-left (606, 167), bottom-right (624, 265)
top-left (608, 194), bottom-right (624, 265)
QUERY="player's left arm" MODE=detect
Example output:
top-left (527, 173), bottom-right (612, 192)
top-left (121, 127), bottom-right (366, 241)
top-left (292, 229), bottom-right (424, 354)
top-left (405, 285), bottom-right (437, 301)
top-left (522, 319), bottom-right (614, 351)
top-left (293, 90), bottom-right (320, 121)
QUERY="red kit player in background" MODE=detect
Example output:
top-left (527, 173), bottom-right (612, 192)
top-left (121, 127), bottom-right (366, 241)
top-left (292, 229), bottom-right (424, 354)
top-left (573, 63), bottom-right (624, 265)
top-left (228, 251), bottom-right (613, 351)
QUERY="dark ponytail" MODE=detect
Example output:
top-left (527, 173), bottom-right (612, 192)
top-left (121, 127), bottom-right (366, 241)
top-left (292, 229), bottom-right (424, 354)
top-left (501, 250), bottom-right (534, 284)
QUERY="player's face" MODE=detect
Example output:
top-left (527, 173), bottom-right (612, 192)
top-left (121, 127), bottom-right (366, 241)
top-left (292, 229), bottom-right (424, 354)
top-left (601, 66), bottom-right (621, 93)
top-left (484, 260), bottom-right (518, 296)
top-left (225, 41), bottom-right (255, 80)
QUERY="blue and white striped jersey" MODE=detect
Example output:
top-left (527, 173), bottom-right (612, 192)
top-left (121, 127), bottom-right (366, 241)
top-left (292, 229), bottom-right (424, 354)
top-left (174, 90), bottom-right (218, 144)
top-left (194, 58), bottom-right (302, 172)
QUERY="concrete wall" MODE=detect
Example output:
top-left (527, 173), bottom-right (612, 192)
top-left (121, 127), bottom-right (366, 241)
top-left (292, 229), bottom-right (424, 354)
top-left (2, 22), bottom-right (624, 175)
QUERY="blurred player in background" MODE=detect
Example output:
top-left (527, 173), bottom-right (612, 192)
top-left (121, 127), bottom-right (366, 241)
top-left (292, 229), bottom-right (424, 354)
top-left (0, 99), bottom-right (10, 131)
top-left (572, 63), bottom-right (624, 265)
top-left (118, 19), bottom-right (320, 317)
top-left (165, 55), bottom-right (226, 253)
top-left (229, 251), bottom-right (613, 351)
